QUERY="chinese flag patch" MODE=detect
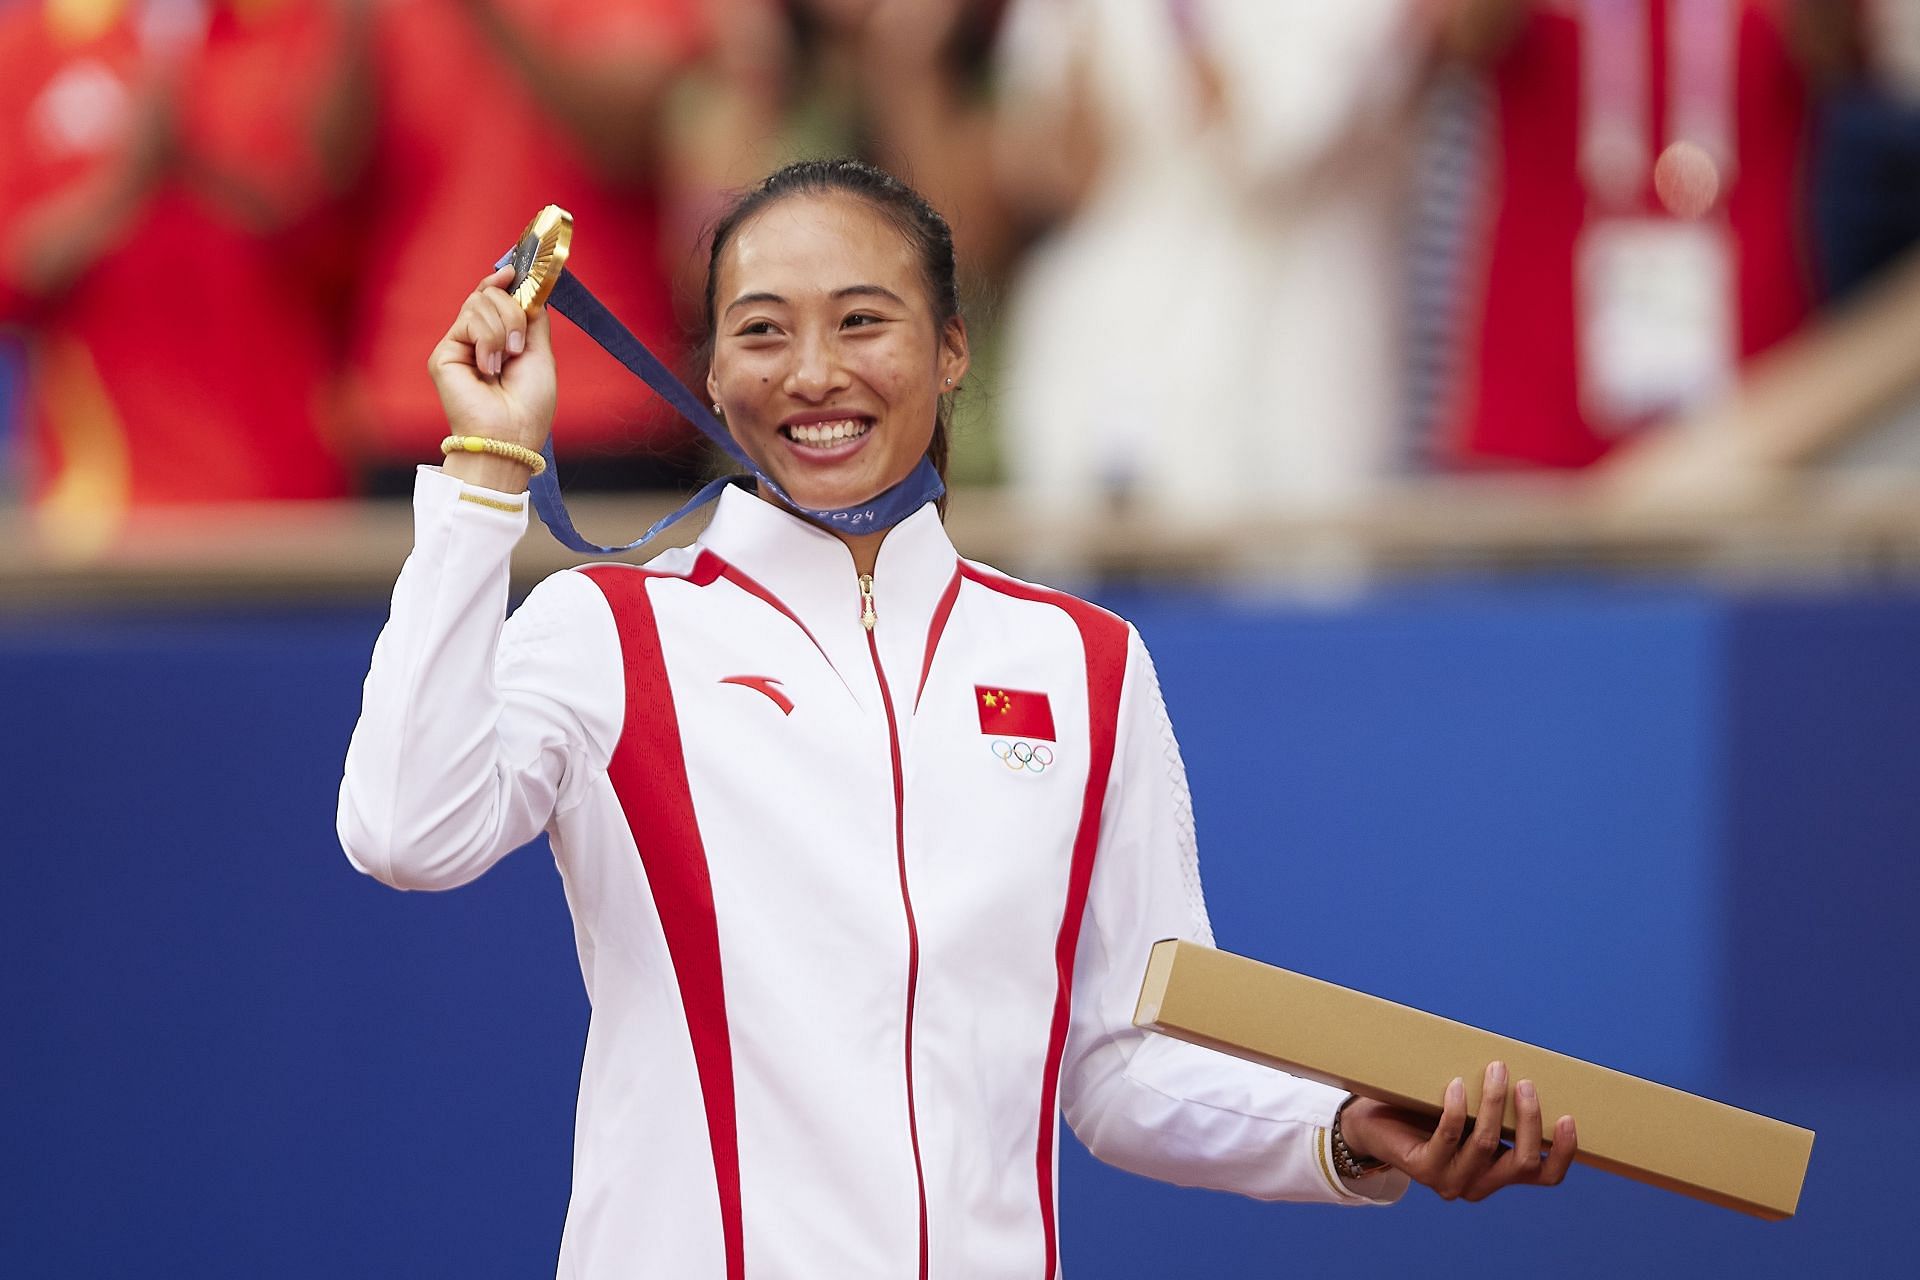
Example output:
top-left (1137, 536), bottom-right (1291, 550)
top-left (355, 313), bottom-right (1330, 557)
top-left (975, 686), bottom-right (1056, 741)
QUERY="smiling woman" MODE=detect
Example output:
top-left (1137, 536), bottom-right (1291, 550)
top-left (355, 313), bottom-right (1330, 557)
top-left (702, 167), bottom-right (969, 562)
top-left (339, 158), bottom-right (1572, 1280)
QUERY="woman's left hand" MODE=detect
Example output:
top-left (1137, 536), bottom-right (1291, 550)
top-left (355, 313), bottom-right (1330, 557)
top-left (1338, 1061), bottom-right (1577, 1201)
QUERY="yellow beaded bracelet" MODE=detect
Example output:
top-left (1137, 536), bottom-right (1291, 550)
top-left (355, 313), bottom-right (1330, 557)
top-left (439, 434), bottom-right (548, 476)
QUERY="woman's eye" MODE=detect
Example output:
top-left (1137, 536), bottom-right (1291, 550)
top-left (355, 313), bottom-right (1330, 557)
top-left (738, 320), bottom-right (778, 336)
top-left (843, 313), bottom-right (882, 329)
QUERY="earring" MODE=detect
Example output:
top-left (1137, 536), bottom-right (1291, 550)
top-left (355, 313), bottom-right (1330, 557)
top-left (712, 402), bottom-right (724, 417)
top-left (944, 378), bottom-right (954, 386)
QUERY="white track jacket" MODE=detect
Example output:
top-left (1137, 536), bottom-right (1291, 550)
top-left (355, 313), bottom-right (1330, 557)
top-left (338, 470), bottom-right (1403, 1279)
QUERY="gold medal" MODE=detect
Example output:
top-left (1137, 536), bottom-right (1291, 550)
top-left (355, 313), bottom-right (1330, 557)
top-left (506, 205), bottom-right (573, 312)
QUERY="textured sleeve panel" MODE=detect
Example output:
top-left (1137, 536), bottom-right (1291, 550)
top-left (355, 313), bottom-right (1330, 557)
top-left (1136, 638), bottom-right (1214, 947)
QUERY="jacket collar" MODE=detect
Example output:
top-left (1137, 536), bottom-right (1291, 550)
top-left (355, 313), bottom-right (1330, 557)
top-left (696, 483), bottom-right (961, 700)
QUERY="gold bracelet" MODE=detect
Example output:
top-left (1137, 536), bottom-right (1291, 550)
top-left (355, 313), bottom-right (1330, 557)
top-left (440, 435), bottom-right (548, 476)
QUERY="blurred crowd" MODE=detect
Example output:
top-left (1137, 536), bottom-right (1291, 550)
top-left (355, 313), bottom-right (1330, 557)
top-left (4, 0), bottom-right (1920, 551)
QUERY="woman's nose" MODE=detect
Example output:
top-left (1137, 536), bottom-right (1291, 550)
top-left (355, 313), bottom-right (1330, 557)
top-left (784, 331), bottom-right (849, 402)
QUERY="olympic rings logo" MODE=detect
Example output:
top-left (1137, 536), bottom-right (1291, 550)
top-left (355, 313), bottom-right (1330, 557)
top-left (990, 739), bottom-right (1055, 774)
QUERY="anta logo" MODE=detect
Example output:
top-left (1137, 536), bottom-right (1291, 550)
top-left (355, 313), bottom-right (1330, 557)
top-left (719, 674), bottom-right (793, 716)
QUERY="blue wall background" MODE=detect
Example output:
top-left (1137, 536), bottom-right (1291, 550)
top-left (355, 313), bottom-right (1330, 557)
top-left (4, 581), bottom-right (1915, 1276)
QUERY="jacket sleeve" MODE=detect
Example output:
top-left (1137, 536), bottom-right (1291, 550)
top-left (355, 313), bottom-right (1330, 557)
top-left (1058, 625), bottom-right (1408, 1204)
top-left (336, 467), bottom-right (624, 890)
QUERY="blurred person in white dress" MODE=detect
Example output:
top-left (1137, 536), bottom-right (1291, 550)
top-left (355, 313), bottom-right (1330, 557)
top-left (993, 0), bottom-right (1428, 521)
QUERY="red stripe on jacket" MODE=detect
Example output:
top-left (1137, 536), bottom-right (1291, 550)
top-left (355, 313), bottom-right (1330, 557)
top-left (579, 556), bottom-right (744, 1280)
top-left (957, 564), bottom-right (1129, 1280)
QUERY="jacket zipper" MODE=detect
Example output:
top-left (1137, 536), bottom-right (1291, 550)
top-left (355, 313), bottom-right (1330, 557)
top-left (860, 573), bottom-right (929, 1278)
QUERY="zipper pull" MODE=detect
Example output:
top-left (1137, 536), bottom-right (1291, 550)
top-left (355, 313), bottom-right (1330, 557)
top-left (858, 574), bottom-right (877, 631)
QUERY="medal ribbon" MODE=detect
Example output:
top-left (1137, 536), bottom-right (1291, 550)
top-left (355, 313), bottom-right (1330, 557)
top-left (494, 256), bottom-right (945, 555)
top-left (1579, 0), bottom-right (1734, 209)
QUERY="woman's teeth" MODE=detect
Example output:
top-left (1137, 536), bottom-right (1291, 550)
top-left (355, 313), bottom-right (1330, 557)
top-left (785, 418), bottom-right (871, 446)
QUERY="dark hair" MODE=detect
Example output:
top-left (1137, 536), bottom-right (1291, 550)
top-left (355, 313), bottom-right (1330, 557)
top-left (701, 158), bottom-right (963, 493)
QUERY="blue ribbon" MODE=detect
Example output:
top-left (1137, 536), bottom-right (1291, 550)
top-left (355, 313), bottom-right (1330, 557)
top-left (495, 256), bottom-right (944, 555)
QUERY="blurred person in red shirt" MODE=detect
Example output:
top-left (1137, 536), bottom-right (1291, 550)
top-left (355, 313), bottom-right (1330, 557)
top-left (338, 0), bottom-right (711, 495)
top-left (0, 0), bottom-right (356, 549)
top-left (1425, 0), bottom-right (1816, 470)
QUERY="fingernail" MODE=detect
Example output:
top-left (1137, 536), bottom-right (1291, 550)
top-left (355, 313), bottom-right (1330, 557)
top-left (1447, 1077), bottom-right (1464, 1103)
top-left (1519, 1080), bottom-right (1536, 1102)
top-left (508, 331), bottom-right (524, 355)
top-left (1490, 1061), bottom-right (1507, 1086)
top-left (491, 352), bottom-right (503, 377)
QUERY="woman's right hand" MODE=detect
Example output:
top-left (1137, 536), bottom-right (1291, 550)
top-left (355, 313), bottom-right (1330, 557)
top-left (428, 264), bottom-right (557, 492)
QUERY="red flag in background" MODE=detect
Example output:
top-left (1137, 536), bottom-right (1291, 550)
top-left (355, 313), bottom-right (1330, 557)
top-left (974, 686), bottom-right (1056, 740)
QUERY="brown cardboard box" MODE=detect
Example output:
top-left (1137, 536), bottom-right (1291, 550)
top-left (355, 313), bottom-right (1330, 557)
top-left (1133, 940), bottom-right (1813, 1220)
